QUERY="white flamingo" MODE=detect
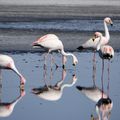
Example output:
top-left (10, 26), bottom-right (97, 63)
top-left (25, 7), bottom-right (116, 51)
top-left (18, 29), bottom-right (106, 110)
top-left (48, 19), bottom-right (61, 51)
top-left (32, 71), bottom-right (77, 101)
top-left (93, 32), bottom-right (114, 59)
top-left (77, 17), bottom-right (113, 51)
top-left (93, 32), bottom-right (114, 97)
top-left (77, 17), bottom-right (113, 84)
top-left (0, 89), bottom-right (25, 117)
top-left (32, 34), bottom-right (78, 68)
top-left (0, 54), bottom-right (26, 85)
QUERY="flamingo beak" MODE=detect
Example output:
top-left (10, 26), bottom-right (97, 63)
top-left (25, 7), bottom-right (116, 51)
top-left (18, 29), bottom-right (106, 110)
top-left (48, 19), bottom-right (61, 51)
top-left (32, 41), bottom-right (41, 48)
top-left (111, 23), bottom-right (113, 26)
top-left (73, 63), bottom-right (75, 66)
top-left (92, 36), bottom-right (96, 41)
top-left (110, 20), bottom-right (113, 26)
top-left (73, 62), bottom-right (77, 66)
top-left (32, 41), bottom-right (37, 46)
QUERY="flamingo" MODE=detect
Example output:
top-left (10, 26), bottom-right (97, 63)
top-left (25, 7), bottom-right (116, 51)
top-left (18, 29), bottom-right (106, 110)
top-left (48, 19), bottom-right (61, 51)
top-left (32, 71), bottom-right (77, 101)
top-left (77, 17), bottom-right (113, 83)
top-left (93, 32), bottom-right (114, 59)
top-left (77, 17), bottom-right (113, 51)
top-left (0, 89), bottom-right (25, 117)
top-left (0, 54), bottom-right (26, 85)
top-left (95, 97), bottom-right (113, 120)
top-left (76, 86), bottom-right (108, 102)
top-left (93, 32), bottom-right (114, 97)
top-left (32, 34), bottom-right (78, 68)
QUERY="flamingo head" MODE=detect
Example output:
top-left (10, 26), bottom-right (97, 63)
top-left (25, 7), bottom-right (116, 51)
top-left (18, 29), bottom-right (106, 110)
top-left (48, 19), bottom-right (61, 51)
top-left (72, 74), bottom-right (77, 83)
top-left (20, 76), bottom-right (26, 85)
top-left (32, 40), bottom-right (41, 48)
top-left (94, 32), bottom-right (103, 38)
top-left (72, 55), bottom-right (78, 66)
top-left (92, 32), bottom-right (102, 42)
top-left (104, 17), bottom-right (113, 26)
top-left (93, 32), bottom-right (103, 51)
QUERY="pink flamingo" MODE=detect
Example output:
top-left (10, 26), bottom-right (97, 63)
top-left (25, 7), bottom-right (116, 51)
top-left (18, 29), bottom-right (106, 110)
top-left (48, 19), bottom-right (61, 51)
top-left (32, 34), bottom-right (78, 68)
top-left (94, 32), bottom-right (114, 97)
top-left (77, 17), bottom-right (113, 83)
top-left (77, 17), bottom-right (113, 52)
top-left (0, 54), bottom-right (26, 85)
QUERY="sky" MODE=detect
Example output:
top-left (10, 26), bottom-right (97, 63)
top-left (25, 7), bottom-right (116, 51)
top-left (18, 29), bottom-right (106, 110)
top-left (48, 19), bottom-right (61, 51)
top-left (0, 0), bottom-right (120, 6)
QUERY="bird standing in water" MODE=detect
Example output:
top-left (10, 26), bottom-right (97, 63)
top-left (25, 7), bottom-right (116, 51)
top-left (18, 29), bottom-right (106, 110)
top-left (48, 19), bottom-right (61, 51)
top-left (0, 54), bottom-right (26, 85)
top-left (32, 34), bottom-right (78, 69)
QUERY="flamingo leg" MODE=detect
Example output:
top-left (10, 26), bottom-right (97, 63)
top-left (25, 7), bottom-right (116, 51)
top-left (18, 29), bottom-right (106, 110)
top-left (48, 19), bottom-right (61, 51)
top-left (50, 53), bottom-right (58, 69)
top-left (101, 59), bottom-right (104, 98)
top-left (92, 51), bottom-right (96, 86)
top-left (44, 52), bottom-right (49, 70)
top-left (107, 60), bottom-right (110, 97)
top-left (62, 55), bottom-right (67, 69)
top-left (43, 63), bottom-right (48, 87)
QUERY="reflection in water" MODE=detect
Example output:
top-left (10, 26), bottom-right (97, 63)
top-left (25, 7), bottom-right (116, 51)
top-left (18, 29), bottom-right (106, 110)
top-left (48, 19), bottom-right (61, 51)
top-left (76, 86), bottom-right (108, 103)
top-left (32, 68), bottom-right (77, 101)
top-left (95, 97), bottom-right (113, 120)
top-left (0, 87), bottom-right (25, 117)
top-left (76, 86), bottom-right (113, 120)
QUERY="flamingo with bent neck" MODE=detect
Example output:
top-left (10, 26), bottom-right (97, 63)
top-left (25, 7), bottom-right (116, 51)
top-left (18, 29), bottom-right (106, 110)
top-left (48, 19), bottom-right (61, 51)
top-left (0, 54), bottom-right (26, 85)
top-left (32, 34), bottom-right (78, 68)
top-left (32, 69), bottom-right (77, 101)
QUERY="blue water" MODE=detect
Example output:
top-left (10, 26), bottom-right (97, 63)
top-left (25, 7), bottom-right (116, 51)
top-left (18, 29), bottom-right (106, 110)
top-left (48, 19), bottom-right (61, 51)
top-left (0, 19), bottom-right (119, 32)
top-left (0, 52), bottom-right (120, 120)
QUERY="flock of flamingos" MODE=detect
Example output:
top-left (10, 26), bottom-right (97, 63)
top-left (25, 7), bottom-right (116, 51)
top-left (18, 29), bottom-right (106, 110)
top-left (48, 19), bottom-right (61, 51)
top-left (0, 17), bottom-right (114, 119)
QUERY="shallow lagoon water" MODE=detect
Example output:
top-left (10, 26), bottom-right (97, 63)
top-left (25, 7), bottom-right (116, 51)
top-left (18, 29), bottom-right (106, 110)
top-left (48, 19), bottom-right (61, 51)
top-left (0, 52), bottom-right (120, 120)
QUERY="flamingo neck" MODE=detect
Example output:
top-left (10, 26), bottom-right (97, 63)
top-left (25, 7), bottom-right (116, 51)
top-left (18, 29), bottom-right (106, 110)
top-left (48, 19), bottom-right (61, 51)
top-left (96, 106), bottom-right (101, 120)
top-left (61, 79), bottom-right (76, 92)
top-left (97, 36), bottom-right (102, 51)
top-left (11, 64), bottom-right (25, 84)
top-left (9, 95), bottom-right (22, 110)
top-left (61, 49), bottom-right (76, 63)
top-left (104, 21), bottom-right (110, 41)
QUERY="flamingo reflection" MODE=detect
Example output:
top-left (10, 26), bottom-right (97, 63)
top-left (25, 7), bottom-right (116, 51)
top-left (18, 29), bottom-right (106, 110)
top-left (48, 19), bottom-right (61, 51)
top-left (32, 69), bottom-right (77, 101)
top-left (76, 86), bottom-right (107, 103)
top-left (95, 97), bottom-right (113, 120)
top-left (0, 88), bottom-right (25, 117)
top-left (76, 86), bottom-right (113, 120)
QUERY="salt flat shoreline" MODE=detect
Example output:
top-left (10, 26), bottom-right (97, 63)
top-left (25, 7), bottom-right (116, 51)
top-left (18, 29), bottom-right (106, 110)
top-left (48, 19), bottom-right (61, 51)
top-left (0, 5), bottom-right (120, 52)
top-left (0, 5), bottom-right (120, 22)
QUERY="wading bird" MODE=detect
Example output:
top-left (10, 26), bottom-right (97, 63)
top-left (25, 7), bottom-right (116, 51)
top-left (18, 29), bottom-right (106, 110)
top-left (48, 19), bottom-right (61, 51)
top-left (93, 32), bottom-right (114, 96)
top-left (32, 34), bottom-right (78, 68)
top-left (0, 54), bottom-right (26, 85)
top-left (77, 17), bottom-right (113, 52)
